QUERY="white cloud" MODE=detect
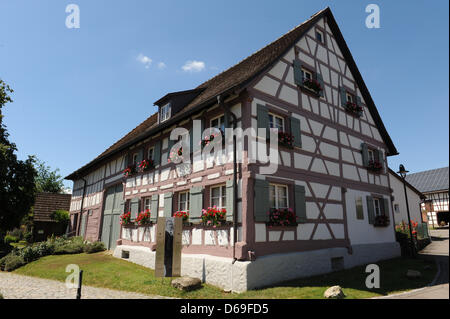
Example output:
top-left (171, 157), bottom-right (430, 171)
top-left (182, 60), bottom-right (205, 72)
top-left (157, 62), bottom-right (166, 69)
top-left (137, 53), bottom-right (152, 69)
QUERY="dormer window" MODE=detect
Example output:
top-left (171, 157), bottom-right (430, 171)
top-left (160, 103), bottom-right (171, 122)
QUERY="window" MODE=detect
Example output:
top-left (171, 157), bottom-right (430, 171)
top-left (394, 204), bottom-right (400, 213)
top-left (301, 68), bottom-right (313, 80)
top-left (210, 185), bottom-right (226, 209)
top-left (178, 191), bottom-right (190, 212)
top-left (160, 103), bottom-right (171, 122)
top-left (346, 92), bottom-right (354, 103)
top-left (268, 113), bottom-right (285, 131)
top-left (210, 115), bottom-right (225, 132)
top-left (373, 198), bottom-right (382, 216)
top-left (144, 198), bottom-right (151, 211)
top-left (269, 184), bottom-right (289, 209)
top-left (148, 147), bottom-right (154, 160)
top-left (316, 30), bottom-right (324, 43)
top-left (132, 153), bottom-right (139, 165)
top-left (368, 149), bottom-right (375, 162)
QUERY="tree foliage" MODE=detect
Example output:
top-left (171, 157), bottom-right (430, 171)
top-left (34, 159), bottom-right (64, 194)
top-left (0, 79), bottom-right (37, 233)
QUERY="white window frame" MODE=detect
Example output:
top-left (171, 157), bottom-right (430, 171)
top-left (268, 113), bottom-right (285, 131)
top-left (148, 147), bottom-right (154, 160)
top-left (269, 183), bottom-right (289, 209)
top-left (178, 191), bottom-right (190, 213)
top-left (394, 204), bottom-right (400, 213)
top-left (210, 115), bottom-right (225, 131)
top-left (210, 184), bottom-right (226, 209)
top-left (374, 198), bottom-right (382, 216)
top-left (132, 152), bottom-right (139, 165)
top-left (160, 103), bottom-right (171, 122)
top-left (346, 92), bottom-right (354, 103)
top-left (301, 68), bottom-right (313, 80)
top-left (368, 149), bottom-right (375, 162)
top-left (144, 198), bottom-right (151, 211)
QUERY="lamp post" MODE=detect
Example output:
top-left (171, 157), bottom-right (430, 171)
top-left (397, 164), bottom-right (416, 257)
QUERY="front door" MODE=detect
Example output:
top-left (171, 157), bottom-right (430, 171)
top-left (101, 184), bottom-right (124, 249)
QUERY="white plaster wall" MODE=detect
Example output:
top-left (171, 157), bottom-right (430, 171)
top-left (389, 172), bottom-right (423, 224)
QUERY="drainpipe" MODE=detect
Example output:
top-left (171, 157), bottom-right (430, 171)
top-left (217, 95), bottom-right (238, 265)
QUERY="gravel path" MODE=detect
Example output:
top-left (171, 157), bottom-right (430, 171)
top-left (0, 272), bottom-right (168, 299)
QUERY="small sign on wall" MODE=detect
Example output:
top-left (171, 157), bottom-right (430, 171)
top-left (155, 217), bottom-right (182, 277)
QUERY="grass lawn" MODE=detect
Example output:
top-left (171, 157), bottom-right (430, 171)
top-left (12, 252), bottom-right (436, 299)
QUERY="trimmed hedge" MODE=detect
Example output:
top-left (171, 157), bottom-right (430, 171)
top-left (84, 241), bottom-right (105, 254)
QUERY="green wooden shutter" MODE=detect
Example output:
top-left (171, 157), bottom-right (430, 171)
top-left (256, 104), bottom-right (269, 139)
top-left (226, 180), bottom-right (234, 222)
top-left (293, 59), bottom-right (304, 86)
top-left (189, 187), bottom-right (203, 223)
top-left (153, 141), bottom-right (161, 166)
top-left (290, 117), bottom-right (302, 148)
top-left (366, 196), bottom-right (375, 224)
top-left (315, 73), bottom-right (324, 97)
top-left (382, 198), bottom-right (390, 218)
top-left (339, 87), bottom-right (347, 107)
top-left (376, 149), bottom-right (384, 169)
top-left (254, 179), bottom-right (270, 222)
top-left (361, 143), bottom-right (369, 167)
top-left (295, 185), bottom-right (307, 223)
top-left (150, 194), bottom-right (159, 222)
top-left (130, 197), bottom-right (140, 219)
top-left (163, 192), bottom-right (173, 217)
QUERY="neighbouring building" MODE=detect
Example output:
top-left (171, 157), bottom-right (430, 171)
top-left (66, 8), bottom-right (402, 292)
top-left (388, 168), bottom-right (425, 225)
top-left (406, 167), bottom-right (449, 227)
top-left (33, 193), bottom-right (71, 242)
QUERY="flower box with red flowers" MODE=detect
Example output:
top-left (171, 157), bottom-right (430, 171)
top-left (374, 215), bottom-right (390, 227)
top-left (277, 131), bottom-right (294, 149)
top-left (138, 159), bottom-right (154, 172)
top-left (120, 211), bottom-right (133, 226)
top-left (344, 101), bottom-right (363, 117)
top-left (367, 160), bottom-right (383, 172)
top-left (135, 209), bottom-right (151, 226)
top-left (200, 130), bottom-right (224, 148)
top-left (174, 211), bottom-right (189, 224)
top-left (302, 78), bottom-right (323, 96)
top-left (123, 165), bottom-right (137, 177)
top-left (168, 147), bottom-right (183, 163)
top-left (201, 206), bottom-right (227, 227)
top-left (267, 208), bottom-right (297, 227)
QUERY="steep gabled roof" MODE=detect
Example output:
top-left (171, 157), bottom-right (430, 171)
top-left (405, 167), bottom-right (449, 193)
top-left (66, 7), bottom-right (397, 180)
top-left (388, 168), bottom-right (425, 199)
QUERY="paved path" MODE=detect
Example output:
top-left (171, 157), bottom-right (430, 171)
top-left (382, 228), bottom-right (449, 299)
top-left (0, 272), bottom-right (168, 299)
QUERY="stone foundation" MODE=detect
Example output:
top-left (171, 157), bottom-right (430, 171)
top-left (113, 241), bottom-right (401, 292)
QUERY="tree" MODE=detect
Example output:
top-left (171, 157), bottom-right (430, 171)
top-left (0, 79), bottom-right (37, 234)
top-left (34, 159), bottom-right (64, 193)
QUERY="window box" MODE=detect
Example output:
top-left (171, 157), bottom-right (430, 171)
top-left (344, 101), bottom-right (363, 117)
top-left (302, 78), bottom-right (323, 96)
top-left (201, 206), bottom-right (227, 227)
top-left (201, 130), bottom-right (223, 147)
top-left (174, 211), bottom-right (189, 223)
top-left (138, 159), bottom-right (154, 172)
top-left (123, 164), bottom-right (137, 177)
top-left (266, 208), bottom-right (297, 227)
top-left (120, 212), bottom-right (134, 226)
top-left (135, 209), bottom-right (151, 226)
top-left (277, 131), bottom-right (294, 149)
top-left (367, 160), bottom-right (383, 173)
top-left (168, 146), bottom-right (183, 163)
top-left (374, 215), bottom-right (390, 227)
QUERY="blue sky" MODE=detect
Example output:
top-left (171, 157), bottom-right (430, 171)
top-left (0, 0), bottom-right (448, 188)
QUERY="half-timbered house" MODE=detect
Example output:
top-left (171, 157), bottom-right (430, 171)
top-left (66, 8), bottom-right (401, 292)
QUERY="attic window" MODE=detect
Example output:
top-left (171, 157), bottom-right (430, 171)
top-left (160, 103), bottom-right (171, 122)
top-left (316, 30), bottom-right (324, 43)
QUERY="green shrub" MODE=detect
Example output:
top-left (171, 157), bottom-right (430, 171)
top-left (7, 228), bottom-right (23, 239)
top-left (50, 210), bottom-right (70, 224)
top-left (23, 232), bottom-right (33, 243)
top-left (0, 292), bottom-right (3, 299)
top-left (3, 235), bottom-right (19, 245)
top-left (84, 241), bottom-right (105, 254)
top-left (2, 254), bottom-right (26, 271)
top-left (53, 237), bottom-right (86, 255)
